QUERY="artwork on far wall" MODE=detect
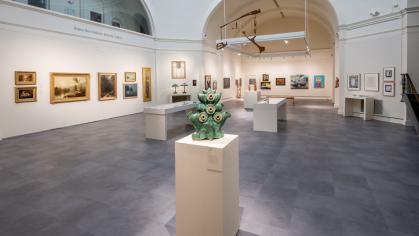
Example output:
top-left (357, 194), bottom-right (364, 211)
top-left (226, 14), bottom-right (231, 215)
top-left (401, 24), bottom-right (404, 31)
top-left (98, 73), bottom-right (117, 101)
top-left (260, 81), bottom-right (271, 90)
top-left (248, 78), bottom-right (257, 91)
top-left (193, 80), bottom-right (197, 86)
top-left (213, 80), bottom-right (218, 90)
top-left (313, 75), bottom-right (325, 89)
top-left (383, 67), bottom-right (395, 82)
top-left (364, 73), bottom-right (380, 92)
top-left (347, 74), bottom-right (361, 91)
top-left (235, 78), bottom-right (242, 98)
top-left (383, 82), bottom-right (395, 97)
top-left (15, 71), bottom-right (36, 85)
top-left (124, 83), bottom-right (138, 99)
top-left (262, 74), bottom-right (269, 82)
top-left (90, 11), bottom-right (102, 23)
top-left (172, 61), bottom-right (186, 79)
top-left (223, 77), bottom-right (230, 89)
top-left (276, 78), bottom-right (286, 86)
top-left (15, 87), bottom-right (37, 103)
top-left (205, 75), bottom-right (211, 90)
top-left (142, 67), bottom-right (152, 102)
top-left (50, 73), bottom-right (90, 104)
top-left (125, 72), bottom-right (136, 82)
top-left (335, 77), bottom-right (340, 88)
top-left (290, 74), bottom-right (308, 89)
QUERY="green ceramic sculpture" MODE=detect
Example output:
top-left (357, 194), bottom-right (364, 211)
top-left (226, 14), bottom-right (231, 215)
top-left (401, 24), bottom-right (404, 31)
top-left (187, 89), bottom-right (231, 140)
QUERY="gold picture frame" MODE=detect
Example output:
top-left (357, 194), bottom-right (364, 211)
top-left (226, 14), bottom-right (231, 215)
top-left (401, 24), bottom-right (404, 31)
top-left (15, 87), bottom-right (37, 103)
top-left (98, 73), bottom-right (117, 101)
top-left (50, 73), bottom-right (90, 104)
top-left (125, 72), bottom-right (136, 82)
top-left (171, 61), bottom-right (186, 79)
top-left (15, 71), bottom-right (36, 85)
top-left (142, 67), bottom-right (152, 102)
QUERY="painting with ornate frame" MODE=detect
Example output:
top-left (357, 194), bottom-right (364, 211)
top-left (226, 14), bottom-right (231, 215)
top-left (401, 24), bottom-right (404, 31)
top-left (125, 72), bottom-right (136, 82)
top-left (276, 78), bottom-right (286, 86)
top-left (142, 67), bottom-right (152, 102)
top-left (15, 71), bottom-right (36, 85)
top-left (98, 73), bottom-right (117, 101)
top-left (347, 74), bottom-right (361, 91)
top-left (50, 73), bottom-right (90, 104)
top-left (15, 87), bottom-right (37, 103)
top-left (124, 83), bottom-right (138, 99)
top-left (172, 61), bottom-right (186, 79)
top-left (205, 75), bottom-right (211, 90)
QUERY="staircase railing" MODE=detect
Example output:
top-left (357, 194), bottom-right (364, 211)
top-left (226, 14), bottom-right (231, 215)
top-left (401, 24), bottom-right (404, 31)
top-left (401, 73), bottom-right (419, 103)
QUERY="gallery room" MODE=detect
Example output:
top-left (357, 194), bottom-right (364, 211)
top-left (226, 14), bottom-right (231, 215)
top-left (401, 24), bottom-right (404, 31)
top-left (1, 0), bottom-right (419, 235)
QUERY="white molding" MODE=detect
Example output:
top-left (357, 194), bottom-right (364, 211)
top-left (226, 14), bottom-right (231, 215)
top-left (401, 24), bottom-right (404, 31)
top-left (339, 12), bottom-right (402, 31)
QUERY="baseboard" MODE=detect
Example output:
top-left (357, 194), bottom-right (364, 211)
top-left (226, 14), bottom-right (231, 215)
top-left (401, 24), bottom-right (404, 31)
top-left (350, 112), bottom-right (405, 124)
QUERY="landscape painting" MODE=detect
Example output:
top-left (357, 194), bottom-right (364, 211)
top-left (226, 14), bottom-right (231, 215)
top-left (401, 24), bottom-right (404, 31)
top-left (50, 73), bottom-right (90, 104)
top-left (15, 71), bottom-right (36, 85)
top-left (290, 74), bottom-right (309, 89)
top-left (125, 72), bottom-right (136, 82)
top-left (124, 84), bottom-right (138, 99)
top-left (15, 87), bottom-right (37, 103)
top-left (276, 78), bottom-right (286, 86)
top-left (98, 73), bottom-right (117, 101)
top-left (142, 67), bottom-right (152, 102)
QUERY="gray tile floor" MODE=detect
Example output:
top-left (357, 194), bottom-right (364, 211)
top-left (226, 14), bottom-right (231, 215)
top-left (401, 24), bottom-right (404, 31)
top-left (1, 99), bottom-right (419, 236)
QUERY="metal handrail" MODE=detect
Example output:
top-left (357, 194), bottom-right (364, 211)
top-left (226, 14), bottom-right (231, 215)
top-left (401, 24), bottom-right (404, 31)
top-left (402, 73), bottom-right (419, 103)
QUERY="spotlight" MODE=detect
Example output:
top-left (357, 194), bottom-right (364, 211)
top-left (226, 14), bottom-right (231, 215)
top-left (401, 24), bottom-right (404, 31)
top-left (284, 40), bottom-right (289, 44)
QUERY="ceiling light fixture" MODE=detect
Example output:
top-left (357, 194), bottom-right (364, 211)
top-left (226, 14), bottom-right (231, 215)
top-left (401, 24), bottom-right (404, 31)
top-left (284, 40), bottom-right (289, 44)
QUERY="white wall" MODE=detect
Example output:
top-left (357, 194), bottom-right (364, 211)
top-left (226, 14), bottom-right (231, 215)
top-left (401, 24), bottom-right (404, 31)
top-left (241, 50), bottom-right (334, 99)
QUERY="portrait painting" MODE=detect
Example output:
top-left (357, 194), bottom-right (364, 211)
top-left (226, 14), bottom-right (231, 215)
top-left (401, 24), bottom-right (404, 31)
top-left (383, 82), bottom-right (395, 97)
top-left (172, 61), bottom-right (186, 79)
top-left (15, 87), bottom-right (37, 103)
top-left (205, 75), bottom-right (211, 90)
top-left (313, 75), bottom-right (325, 88)
top-left (50, 73), bottom-right (90, 104)
top-left (15, 71), bottom-right (36, 85)
top-left (125, 72), bottom-right (136, 82)
top-left (383, 67), bottom-right (395, 82)
top-left (290, 74), bottom-right (309, 89)
top-left (124, 83), bottom-right (138, 99)
top-left (98, 73), bottom-right (117, 101)
top-left (223, 77), bottom-right (231, 89)
top-left (347, 74), bottom-right (361, 91)
top-left (142, 67), bottom-right (152, 102)
top-left (276, 78), bottom-right (286, 86)
top-left (213, 80), bottom-right (218, 90)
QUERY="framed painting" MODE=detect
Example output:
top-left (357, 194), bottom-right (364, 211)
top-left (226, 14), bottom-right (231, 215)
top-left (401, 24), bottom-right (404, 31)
top-left (290, 74), bottom-right (309, 89)
top-left (50, 73), bottom-right (90, 104)
top-left (249, 78), bottom-right (257, 91)
top-left (276, 78), bottom-right (286, 86)
top-left (124, 83), bottom-right (138, 99)
top-left (383, 67), bottom-right (395, 82)
top-left (90, 11), bottom-right (102, 23)
top-left (15, 87), bottom-right (37, 103)
top-left (15, 71), bottom-right (36, 85)
top-left (213, 80), bottom-right (218, 90)
top-left (260, 81), bottom-right (271, 90)
top-left (125, 72), bottom-right (136, 82)
top-left (223, 77), bottom-right (230, 89)
top-left (142, 67), bottom-right (152, 102)
top-left (347, 74), bottom-right (361, 91)
top-left (98, 73), bottom-right (117, 101)
top-left (313, 75), bottom-right (325, 88)
top-left (205, 75), bottom-right (211, 90)
top-left (172, 61), bottom-right (186, 79)
top-left (262, 74), bottom-right (269, 82)
top-left (383, 82), bottom-right (395, 97)
top-left (193, 80), bottom-right (197, 86)
top-left (364, 73), bottom-right (379, 92)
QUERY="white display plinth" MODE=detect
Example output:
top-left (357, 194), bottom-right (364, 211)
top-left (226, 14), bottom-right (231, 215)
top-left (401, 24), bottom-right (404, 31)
top-left (244, 90), bottom-right (261, 109)
top-left (253, 98), bottom-right (287, 132)
top-left (344, 96), bottom-right (374, 120)
top-left (144, 101), bottom-right (195, 140)
top-left (175, 134), bottom-right (240, 236)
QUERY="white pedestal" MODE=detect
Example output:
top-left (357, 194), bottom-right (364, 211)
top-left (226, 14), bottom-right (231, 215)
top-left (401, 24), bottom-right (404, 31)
top-left (244, 91), bottom-right (261, 109)
top-left (175, 134), bottom-right (240, 236)
top-left (344, 96), bottom-right (374, 120)
top-left (253, 98), bottom-right (287, 132)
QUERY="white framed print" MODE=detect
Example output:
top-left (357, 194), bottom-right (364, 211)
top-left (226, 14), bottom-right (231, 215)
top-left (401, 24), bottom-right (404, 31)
top-left (383, 82), bottom-right (395, 97)
top-left (347, 74), bottom-right (361, 91)
top-left (383, 67), bottom-right (395, 82)
top-left (364, 73), bottom-right (380, 92)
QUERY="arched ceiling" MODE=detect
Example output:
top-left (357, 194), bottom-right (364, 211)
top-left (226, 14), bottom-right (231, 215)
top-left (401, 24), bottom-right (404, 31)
top-left (204, 0), bottom-right (338, 54)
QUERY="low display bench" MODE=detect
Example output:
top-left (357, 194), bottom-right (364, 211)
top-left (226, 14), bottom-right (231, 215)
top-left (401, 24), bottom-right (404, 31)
top-left (344, 95), bottom-right (374, 120)
top-left (253, 98), bottom-right (287, 132)
top-left (144, 101), bottom-right (195, 140)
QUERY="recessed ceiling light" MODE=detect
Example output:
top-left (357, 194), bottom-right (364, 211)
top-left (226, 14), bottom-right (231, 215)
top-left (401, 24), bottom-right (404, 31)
top-left (237, 53), bottom-right (241, 56)
top-left (284, 40), bottom-right (289, 44)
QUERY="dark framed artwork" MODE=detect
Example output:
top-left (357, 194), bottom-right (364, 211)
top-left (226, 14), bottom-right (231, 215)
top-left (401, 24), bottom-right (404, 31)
top-left (223, 77), bottom-right (230, 89)
top-left (98, 73), bottom-right (117, 101)
top-left (124, 83), bottom-right (138, 99)
top-left (193, 80), bottom-right (197, 86)
top-left (205, 75), bottom-right (211, 90)
top-left (262, 74), bottom-right (269, 82)
top-left (90, 11), bottom-right (102, 23)
top-left (276, 78), bottom-right (286, 86)
top-left (15, 87), bottom-right (37, 103)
